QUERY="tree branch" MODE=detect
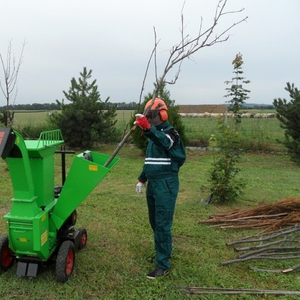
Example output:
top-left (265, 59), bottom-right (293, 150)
top-left (0, 38), bottom-right (26, 126)
top-left (104, 0), bottom-right (247, 166)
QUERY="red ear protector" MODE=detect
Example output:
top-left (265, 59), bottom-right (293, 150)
top-left (159, 110), bottom-right (168, 121)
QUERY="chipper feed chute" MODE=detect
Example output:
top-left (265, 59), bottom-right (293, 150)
top-left (0, 128), bottom-right (119, 282)
top-left (51, 151), bottom-right (119, 229)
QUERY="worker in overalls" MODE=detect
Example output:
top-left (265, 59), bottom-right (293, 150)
top-left (134, 98), bottom-right (186, 279)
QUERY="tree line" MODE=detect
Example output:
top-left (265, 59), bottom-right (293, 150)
top-left (0, 102), bottom-right (140, 111)
top-left (0, 102), bottom-right (275, 111)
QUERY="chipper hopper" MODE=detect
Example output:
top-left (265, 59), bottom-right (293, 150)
top-left (0, 128), bottom-right (119, 282)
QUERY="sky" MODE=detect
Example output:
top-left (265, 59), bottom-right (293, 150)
top-left (0, 0), bottom-right (299, 106)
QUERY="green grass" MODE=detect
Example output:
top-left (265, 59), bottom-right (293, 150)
top-left (13, 110), bottom-right (135, 128)
top-left (12, 110), bottom-right (287, 152)
top-left (0, 145), bottom-right (300, 299)
top-left (13, 111), bottom-right (51, 127)
top-left (182, 117), bottom-right (285, 151)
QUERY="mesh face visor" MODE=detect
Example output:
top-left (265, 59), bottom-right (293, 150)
top-left (145, 110), bottom-right (159, 119)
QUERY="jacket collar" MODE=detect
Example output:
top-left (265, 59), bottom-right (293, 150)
top-left (155, 120), bottom-right (170, 131)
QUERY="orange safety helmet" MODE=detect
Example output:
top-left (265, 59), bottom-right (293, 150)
top-left (145, 98), bottom-right (168, 121)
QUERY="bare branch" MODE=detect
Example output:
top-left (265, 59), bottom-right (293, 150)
top-left (138, 35), bottom-right (160, 110)
top-left (153, 0), bottom-right (247, 88)
top-left (154, 28), bottom-right (159, 89)
top-left (1, 40), bottom-right (26, 99)
top-left (104, 0), bottom-right (247, 166)
top-left (173, 286), bottom-right (300, 296)
top-left (0, 53), bottom-right (8, 99)
top-left (0, 38), bottom-right (26, 126)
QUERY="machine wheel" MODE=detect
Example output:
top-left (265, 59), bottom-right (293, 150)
top-left (0, 235), bottom-right (15, 274)
top-left (78, 228), bottom-right (87, 250)
top-left (56, 240), bottom-right (75, 283)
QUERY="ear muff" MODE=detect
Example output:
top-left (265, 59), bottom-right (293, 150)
top-left (159, 110), bottom-right (168, 121)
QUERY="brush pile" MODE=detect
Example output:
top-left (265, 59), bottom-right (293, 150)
top-left (200, 197), bottom-right (300, 232)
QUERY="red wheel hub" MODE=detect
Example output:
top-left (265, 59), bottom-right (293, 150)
top-left (65, 250), bottom-right (74, 275)
top-left (2, 247), bottom-right (13, 268)
top-left (81, 233), bottom-right (87, 246)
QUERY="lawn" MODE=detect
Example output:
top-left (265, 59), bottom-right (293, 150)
top-left (0, 143), bottom-right (300, 299)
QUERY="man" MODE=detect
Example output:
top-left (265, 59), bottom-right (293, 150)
top-left (134, 98), bottom-right (186, 279)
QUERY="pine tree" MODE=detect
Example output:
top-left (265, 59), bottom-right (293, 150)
top-left (49, 67), bottom-right (117, 148)
top-left (273, 83), bottom-right (300, 164)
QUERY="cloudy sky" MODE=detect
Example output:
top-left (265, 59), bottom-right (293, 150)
top-left (0, 0), bottom-right (299, 106)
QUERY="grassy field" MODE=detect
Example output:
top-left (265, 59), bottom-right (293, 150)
top-left (0, 143), bottom-right (300, 299)
top-left (13, 110), bottom-right (51, 127)
top-left (13, 110), bottom-right (135, 127)
top-left (182, 117), bottom-right (285, 150)
top-left (12, 110), bottom-right (286, 152)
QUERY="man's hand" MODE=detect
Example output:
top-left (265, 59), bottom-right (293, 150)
top-left (134, 114), bottom-right (151, 130)
top-left (136, 180), bottom-right (146, 194)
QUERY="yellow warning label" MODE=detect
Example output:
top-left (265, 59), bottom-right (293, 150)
top-left (89, 165), bottom-right (98, 171)
top-left (20, 238), bottom-right (27, 242)
top-left (41, 230), bottom-right (48, 246)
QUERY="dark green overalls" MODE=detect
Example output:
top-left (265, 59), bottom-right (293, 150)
top-left (138, 120), bottom-right (186, 270)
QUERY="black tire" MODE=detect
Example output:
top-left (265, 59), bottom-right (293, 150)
top-left (0, 235), bottom-right (15, 274)
top-left (56, 240), bottom-right (75, 283)
top-left (78, 228), bottom-right (87, 250)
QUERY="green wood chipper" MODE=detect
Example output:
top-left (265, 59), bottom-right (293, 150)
top-left (0, 128), bottom-right (119, 282)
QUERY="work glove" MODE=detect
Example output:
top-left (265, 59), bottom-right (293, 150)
top-left (134, 114), bottom-right (151, 130)
top-left (136, 180), bottom-right (146, 194)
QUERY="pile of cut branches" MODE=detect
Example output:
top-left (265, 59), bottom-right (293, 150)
top-left (200, 197), bottom-right (300, 231)
top-left (221, 224), bottom-right (300, 273)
